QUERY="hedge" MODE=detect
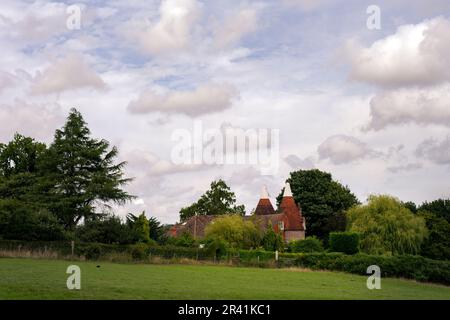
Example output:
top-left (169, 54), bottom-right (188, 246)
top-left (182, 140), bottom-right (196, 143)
top-left (329, 232), bottom-right (360, 254)
top-left (290, 252), bottom-right (450, 285)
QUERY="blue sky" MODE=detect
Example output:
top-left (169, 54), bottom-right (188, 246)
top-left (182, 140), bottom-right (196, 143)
top-left (1, 0), bottom-right (450, 223)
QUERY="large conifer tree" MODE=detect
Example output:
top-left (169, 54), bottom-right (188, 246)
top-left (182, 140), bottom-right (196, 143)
top-left (43, 108), bottom-right (134, 229)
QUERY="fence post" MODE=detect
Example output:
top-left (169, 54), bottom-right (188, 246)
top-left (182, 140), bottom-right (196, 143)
top-left (71, 240), bottom-right (75, 258)
top-left (275, 250), bottom-right (279, 261)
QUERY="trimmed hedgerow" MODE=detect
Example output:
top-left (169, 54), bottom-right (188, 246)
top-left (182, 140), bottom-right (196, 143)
top-left (288, 237), bottom-right (324, 253)
top-left (291, 252), bottom-right (450, 285)
top-left (329, 232), bottom-right (360, 254)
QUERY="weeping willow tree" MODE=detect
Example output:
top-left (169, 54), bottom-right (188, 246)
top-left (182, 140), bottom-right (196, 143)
top-left (346, 195), bottom-right (427, 255)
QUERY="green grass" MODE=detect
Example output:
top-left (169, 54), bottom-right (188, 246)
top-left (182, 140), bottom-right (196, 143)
top-left (1, 257), bottom-right (449, 299)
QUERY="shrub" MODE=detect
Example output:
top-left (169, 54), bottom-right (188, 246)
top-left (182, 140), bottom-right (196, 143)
top-left (288, 236), bottom-right (324, 253)
top-left (293, 252), bottom-right (450, 285)
top-left (328, 232), bottom-right (359, 254)
top-left (261, 224), bottom-right (283, 252)
top-left (84, 244), bottom-right (102, 260)
top-left (130, 243), bottom-right (148, 260)
top-left (204, 237), bottom-right (228, 259)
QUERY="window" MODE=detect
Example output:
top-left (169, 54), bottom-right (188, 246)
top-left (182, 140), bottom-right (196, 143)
top-left (278, 221), bottom-right (284, 231)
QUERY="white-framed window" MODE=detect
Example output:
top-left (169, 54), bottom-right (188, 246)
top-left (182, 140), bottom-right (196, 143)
top-left (278, 221), bottom-right (284, 231)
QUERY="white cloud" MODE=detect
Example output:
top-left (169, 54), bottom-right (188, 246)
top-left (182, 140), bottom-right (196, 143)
top-left (387, 163), bottom-right (423, 173)
top-left (415, 136), bottom-right (450, 164)
top-left (214, 8), bottom-right (258, 49)
top-left (0, 100), bottom-right (63, 142)
top-left (281, 0), bottom-right (329, 11)
top-left (284, 154), bottom-right (315, 169)
top-left (318, 135), bottom-right (376, 164)
top-left (367, 84), bottom-right (450, 130)
top-left (31, 55), bottom-right (106, 95)
top-left (122, 0), bottom-right (201, 55)
top-left (346, 17), bottom-right (450, 87)
top-left (127, 83), bottom-right (237, 116)
top-left (0, 71), bottom-right (17, 93)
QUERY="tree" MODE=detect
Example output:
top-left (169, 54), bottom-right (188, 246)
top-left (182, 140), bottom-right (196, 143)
top-left (204, 215), bottom-right (258, 249)
top-left (148, 216), bottom-right (164, 242)
top-left (41, 108), bottom-right (134, 229)
top-left (419, 199), bottom-right (450, 223)
top-left (126, 212), bottom-right (151, 243)
top-left (179, 179), bottom-right (245, 221)
top-left (261, 223), bottom-right (283, 251)
top-left (0, 134), bottom-right (46, 178)
top-left (0, 199), bottom-right (65, 241)
top-left (346, 195), bottom-right (427, 255)
top-left (75, 215), bottom-right (133, 244)
top-left (418, 210), bottom-right (450, 260)
top-left (277, 169), bottom-right (359, 241)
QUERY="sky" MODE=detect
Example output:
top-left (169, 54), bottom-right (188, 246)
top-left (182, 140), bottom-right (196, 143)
top-left (1, 0), bottom-right (450, 224)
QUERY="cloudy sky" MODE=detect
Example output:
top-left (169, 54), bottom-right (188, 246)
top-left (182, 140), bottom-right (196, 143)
top-left (1, 0), bottom-right (450, 223)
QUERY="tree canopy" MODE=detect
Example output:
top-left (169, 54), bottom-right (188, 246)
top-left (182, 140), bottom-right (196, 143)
top-left (347, 195), bottom-right (427, 255)
top-left (41, 108), bottom-right (134, 229)
top-left (179, 179), bottom-right (245, 221)
top-left (277, 169), bottom-right (359, 241)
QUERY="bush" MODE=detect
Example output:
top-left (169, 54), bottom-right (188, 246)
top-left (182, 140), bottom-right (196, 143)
top-left (204, 237), bottom-right (228, 259)
top-left (84, 244), bottom-right (102, 260)
top-left (288, 236), bottom-right (324, 253)
top-left (329, 232), bottom-right (359, 254)
top-left (130, 243), bottom-right (148, 260)
top-left (294, 252), bottom-right (450, 285)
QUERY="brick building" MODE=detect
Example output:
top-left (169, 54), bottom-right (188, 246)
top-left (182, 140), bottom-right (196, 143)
top-left (169, 182), bottom-right (306, 242)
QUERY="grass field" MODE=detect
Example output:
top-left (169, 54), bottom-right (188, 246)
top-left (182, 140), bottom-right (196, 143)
top-left (1, 258), bottom-right (449, 299)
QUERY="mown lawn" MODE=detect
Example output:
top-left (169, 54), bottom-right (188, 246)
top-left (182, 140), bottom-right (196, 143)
top-left (0, 258), bottom-right (449, 299)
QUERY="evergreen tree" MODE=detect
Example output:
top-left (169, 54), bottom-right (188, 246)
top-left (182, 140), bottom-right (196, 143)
top-left (42, 108), bottom-right (134, 229)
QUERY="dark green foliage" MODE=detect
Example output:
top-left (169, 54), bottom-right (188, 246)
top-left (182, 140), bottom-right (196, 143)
top-left (403, 201), bottom-right (418, 214)
top-left (179, 179), bottom-right (245, 221)
top-left (75, 215), bottom-right (134, 244)
top-left (148, 216), bottom-right (164, 242)
top-left (130, 243), bottom-right (149, 260)
top-left (419, 211), bottom-right (450, 260)
top-left (0, 134), bottom-right (46, 177)
top-left (329, 232), bottom-right (359, 254)
top-left (204, 237), bottom-right (228, 258)
top-left (126, 212), bottom-right (151, 243)
top-left (419, 199), bottom-right (450, 223)
top-left (174, 232), bottom-right (196, 247)
top-left (0, 199), bottom-right (65, 241)
top-left (288, 236), bottom-right (324, 253)
top-left (261, 224), bottom-right (283, 251)
top-left (84, 244), bottom-right (102, 260)
top-left (41, 108), bottom-right (134, 229)
top-left (277, 169), bottom-right (359, 241)
top-left (292, 253), bottom-right (450, 285)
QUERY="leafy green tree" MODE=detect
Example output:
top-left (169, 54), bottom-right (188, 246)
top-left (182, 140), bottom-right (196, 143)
top-left (418, 210), bottom-right (450, 260)
top-left (75, 215), bottom-right (133, 244)
top-left (261, 223), bottom-right (283, 251)
top-left (0, 199), bottom-right (65, 241)
top-left (402, 201), bottom-right (418, 214)
top-left (419, 199), bottom-right (450, 223)
top-left (204, 215), bottom-right (257, 249)
top-left (126, 212), bottom-right (151, 243)
top-left (347, 195), bottom-right (427, 255)
top-left (41, 108), bottom-right (134, 229)
top-left (0, 134), bottom-right (46, 177)
top-left (277, 169), bottom-right (359, 241)
top-left (180, 179), bottom-right (245, 221)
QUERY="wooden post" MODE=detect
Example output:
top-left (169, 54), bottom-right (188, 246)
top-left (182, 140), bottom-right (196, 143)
top-left (71, 241), bottom-right (75, 258)
top-left (275, 250), bottom-right (279, 261)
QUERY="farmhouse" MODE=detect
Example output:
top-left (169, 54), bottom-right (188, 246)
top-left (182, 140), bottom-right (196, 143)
top-left (170, 183), bottom-right (306, 242)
